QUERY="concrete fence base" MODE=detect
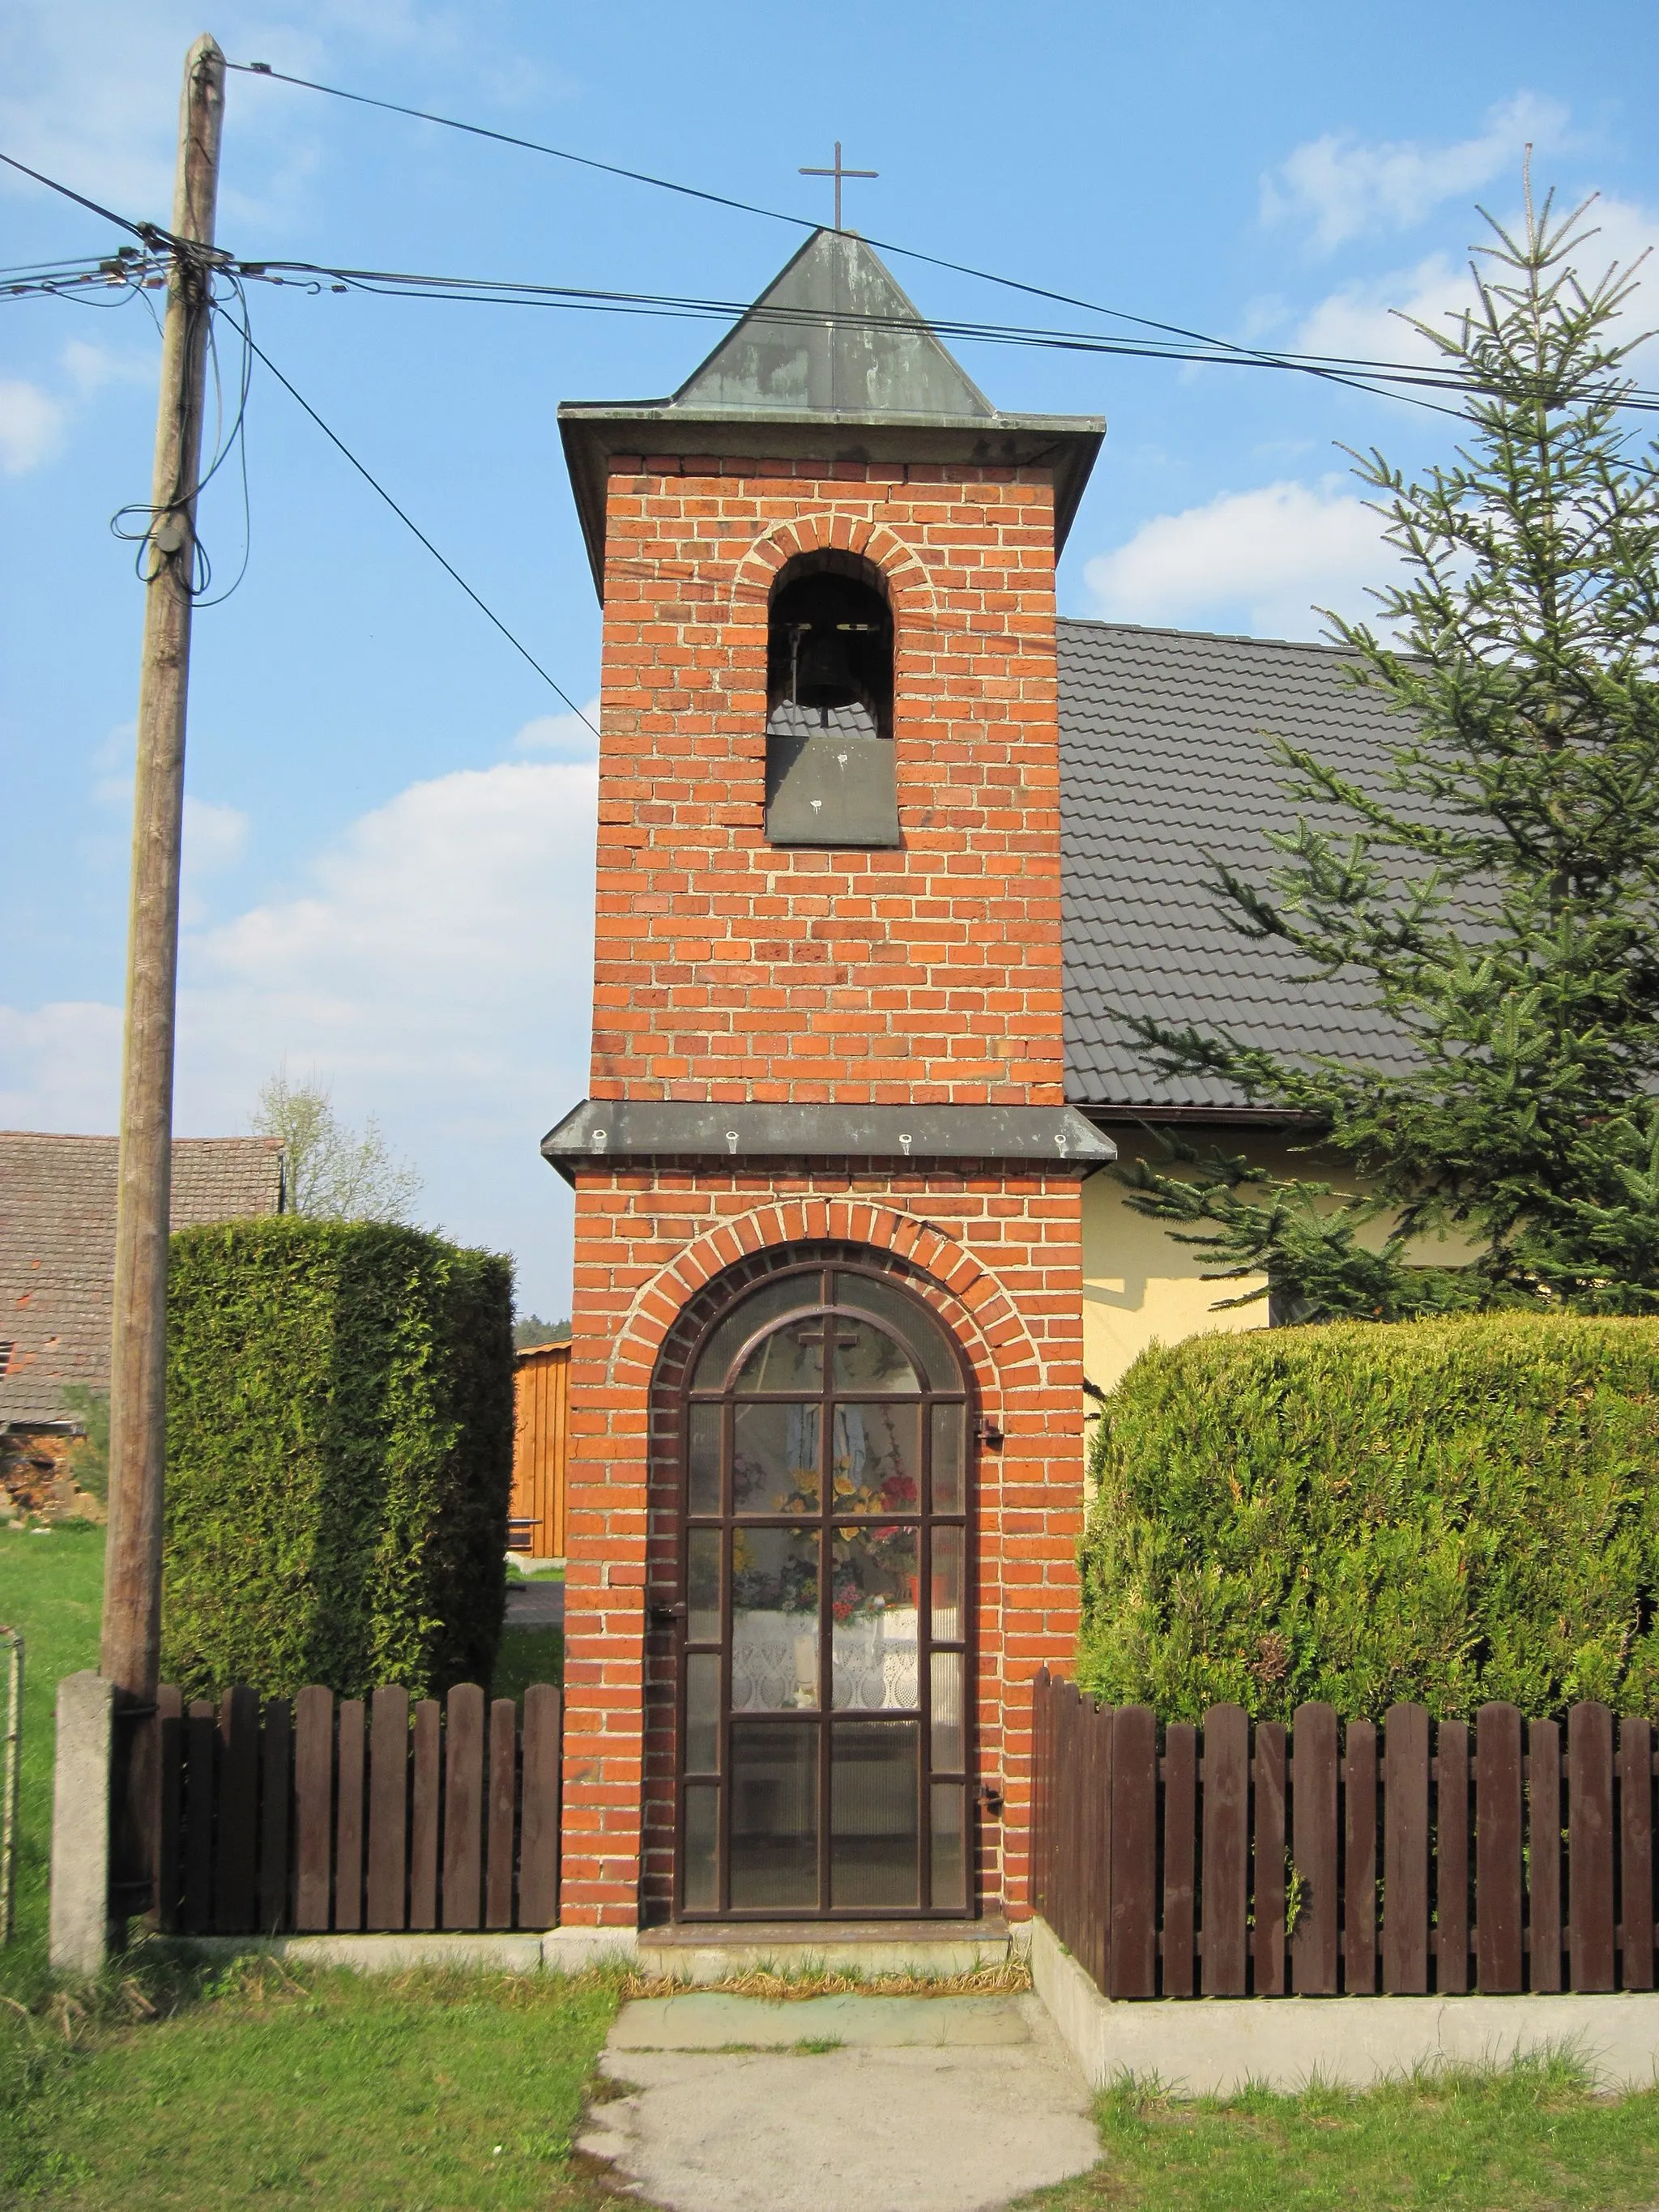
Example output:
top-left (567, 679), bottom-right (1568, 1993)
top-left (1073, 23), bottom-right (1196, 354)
top-left (49, 1670), bottom-right (112, 1978)
top-left (1028, 1916), bottom-right (1659, 2095)
top-left (153, 1929), bottom-right (645, 1974)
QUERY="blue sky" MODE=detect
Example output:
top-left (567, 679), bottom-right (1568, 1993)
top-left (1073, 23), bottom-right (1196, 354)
top-left (3, 0), bottom-right (1657, 1317)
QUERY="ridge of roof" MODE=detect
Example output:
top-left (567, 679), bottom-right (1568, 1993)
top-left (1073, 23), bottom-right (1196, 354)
top-left (1057, 613), bottom-right (1358, 658)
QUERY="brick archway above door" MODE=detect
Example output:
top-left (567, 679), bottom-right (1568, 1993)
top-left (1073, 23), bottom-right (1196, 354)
top-left (607, 1197), bottom-right (1043, 1407)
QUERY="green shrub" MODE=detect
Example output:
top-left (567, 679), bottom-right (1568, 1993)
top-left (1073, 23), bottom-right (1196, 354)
top-left (162, 1218), bottom-right (514, 1701)
top-left (1077, 1313), bottom-right (1659, 1721)
top-left (60, 1385), bottom-right (109, 1502)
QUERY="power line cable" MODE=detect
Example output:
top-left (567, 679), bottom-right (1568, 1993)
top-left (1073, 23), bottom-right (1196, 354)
top-left (227, 62), bottom-right (814, 235)
top-left (220, 304), bottom-right (596, 727)
top-left (230, 257), bottom-right (1659, 420)
top-left (224, 61), bottom-right (1602, 416)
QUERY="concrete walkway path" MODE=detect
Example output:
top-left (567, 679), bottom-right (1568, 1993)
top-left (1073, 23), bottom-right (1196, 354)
top-left (580, 1992), bottom-right (1100, 2212)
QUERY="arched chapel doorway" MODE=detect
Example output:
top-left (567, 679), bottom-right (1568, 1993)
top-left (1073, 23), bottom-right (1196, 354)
top-left (675, 1262), bottom-right (973, 1920)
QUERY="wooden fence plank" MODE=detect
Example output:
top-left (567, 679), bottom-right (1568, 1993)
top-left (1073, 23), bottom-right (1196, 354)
top-left (293, 1686), bottom-right (334, 1932)
top-left (1253, 1722), bottom-right (1287, 1997)
top-left (1343, 1720), bottom-right (1378, 1995)
top-left (519, 1684), bottom-right (562, 1929)
top-left (1291, 1703), bottom-right (1338, 1996)
top-left (1030, 1669), bottom-right (1051, 1918)
top-left (154, 1685), bottom-right (182, 1934)
top-left (1570, 1703), bottom-right (1615, 1992)
top-left (409, 1698), bottom-right (441, 1933)
top-left (1435, 1719), bottom-right (1470, 1995)
top-left (1528, 1717), bottom-right (1563, 1993)
top-left (182, 1699), bottom-right (216, 1935)
top-left (258, 1699), bottom-right (291, 1936)
top-left (1476, 1702), bottom-right (1525, 1993)
top-left (1058, 1685), bottom-right (1081, 1963)
top-left (486, 1698), bottom-right (518, 1929)
top-left (214, 1686), bottom-right (260, 1933)
top-left (1086, 1699), bottom-right (1113, 1994)
top-left (1383, 1703), bottom-right (1430, 1994)
top-left (1202, 1704), bottom-right (1250, 1996)
top-left (1107, 1706), bottom-right (1158, 1999)
top-left (334, 1698), bottom-right (366, 1933)
top-left (442, 1683), bottom-right (485, 1930)
top-left (1162, 1723), bottom-right (1197, 1999)
top-left (1051, 1685), bottom-right (1076, 1960)
top-left (366, 1686), bottom-right (410, 1932)
top-left (1618, 1716), bottom-right (1653, 1993)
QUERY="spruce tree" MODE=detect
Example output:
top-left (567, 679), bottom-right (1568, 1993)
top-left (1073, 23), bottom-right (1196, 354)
top-left (1120, 182), bottom-right (1659, 1319)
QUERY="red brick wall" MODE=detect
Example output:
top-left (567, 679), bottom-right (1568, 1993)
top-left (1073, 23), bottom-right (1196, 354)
top-left (559, 454), bottom-right (1084, 1928)
top-left (591, 461), bottom-right (1064, 1105)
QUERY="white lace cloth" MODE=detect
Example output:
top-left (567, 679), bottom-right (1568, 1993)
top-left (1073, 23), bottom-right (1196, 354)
top-left (731, 1606), bottom-right (919, 1711)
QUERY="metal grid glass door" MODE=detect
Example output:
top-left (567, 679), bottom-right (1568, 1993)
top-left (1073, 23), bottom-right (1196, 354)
top-left (677, 1264), bottom-right (971, 1919)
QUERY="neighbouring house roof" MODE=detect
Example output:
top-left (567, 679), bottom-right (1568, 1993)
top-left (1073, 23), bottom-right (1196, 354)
top-left (1060, 617), bottom-right (1420, 1115)
top-left (0, 1133), bottom-right (286, 1426)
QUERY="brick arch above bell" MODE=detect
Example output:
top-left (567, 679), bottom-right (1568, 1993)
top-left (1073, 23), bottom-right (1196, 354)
top-left (607, 1197), bottom-right (1042, 1407)
top-left (729, 514), bottom-right (937, 624)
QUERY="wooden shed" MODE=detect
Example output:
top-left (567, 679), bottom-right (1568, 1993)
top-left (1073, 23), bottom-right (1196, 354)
top-left (509, 1341), bottom-right (569, 1559)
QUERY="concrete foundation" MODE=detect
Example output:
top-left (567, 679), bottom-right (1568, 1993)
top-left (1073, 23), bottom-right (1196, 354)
top-left (1028, 1915), bottom-right (1659, 2095)
top-left (49, 1669), bottom-right (112, 1978)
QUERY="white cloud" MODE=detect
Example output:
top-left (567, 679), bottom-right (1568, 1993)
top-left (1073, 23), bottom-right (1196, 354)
top-left (0, 342), bottom-right (155, 478)
top-left (0, 756), bottom-right (598, 1311)
top-left (511, 701), bottom-right (600, 759)
top-left (58, 338), bottom-right (153, 400)
top-left (1084, 477), bottom-right (1401, 642)
top-left (0, 1002), bottom-right (124, 1132)
top-left (0, 379), bottom-right (65, 473)
top-left (1292, 196), bottom-right (1659, 373)
top-left (182, 797), bottom-right (249, 875)
top-left (1265, 95), bottom-right (1569, 252)
top-left (0, 2), bottom-right (498, 233)
top-left (1293, 252), bottom-right (1469, 369)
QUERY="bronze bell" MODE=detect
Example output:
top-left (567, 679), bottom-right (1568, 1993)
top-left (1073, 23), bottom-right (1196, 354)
top-left (795, 624), bottom-right (857, 705)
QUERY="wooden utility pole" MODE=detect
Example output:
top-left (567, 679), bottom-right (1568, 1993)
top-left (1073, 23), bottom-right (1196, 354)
top-left (100, 34), bottom-right (226, 1712)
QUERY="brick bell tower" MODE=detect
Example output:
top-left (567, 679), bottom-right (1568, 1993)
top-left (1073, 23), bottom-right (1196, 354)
top-left (544, 228), bottom-right (1109, 1933)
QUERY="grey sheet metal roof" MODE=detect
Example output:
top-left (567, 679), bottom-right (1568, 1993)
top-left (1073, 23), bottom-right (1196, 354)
top-left (1060, 618), bottom-right (1418, 1113)
top-left (560, 228), bottom-right (1102, 597)
top-left (0, 1133), bottom-right (285, 1426)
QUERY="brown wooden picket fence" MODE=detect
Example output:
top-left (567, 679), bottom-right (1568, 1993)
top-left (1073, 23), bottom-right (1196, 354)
top-left (152, 1681), bottom-right (562, 1936)
top-left (1032, 1669), bottom-right (1659, 2000)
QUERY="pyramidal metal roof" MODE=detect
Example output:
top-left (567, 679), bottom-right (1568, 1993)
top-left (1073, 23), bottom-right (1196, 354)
top-left (668, 228), bottom-right (998, 418)
top-left (559, 228), bottom-right (1103, 597)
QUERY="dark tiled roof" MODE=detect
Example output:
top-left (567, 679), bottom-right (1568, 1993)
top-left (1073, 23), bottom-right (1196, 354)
top-left (1060, 617), bottom-right (1418, 1111)
top-left (0, 1134), bottom-right (285, 1426)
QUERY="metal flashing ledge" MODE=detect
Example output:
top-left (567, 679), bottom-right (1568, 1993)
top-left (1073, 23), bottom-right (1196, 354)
top-left (540, 1102), bottom-right (1116, 1182)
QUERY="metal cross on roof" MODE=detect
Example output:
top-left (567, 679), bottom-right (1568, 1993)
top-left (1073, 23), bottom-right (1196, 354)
top-left (798, 141), bottom-right (878, 233)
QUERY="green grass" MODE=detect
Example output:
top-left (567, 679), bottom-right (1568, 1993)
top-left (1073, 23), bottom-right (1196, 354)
top-left (0, 1523), bottom-right (104, 2005)
top-left (0, 1959), bottom-right (625, 2210)
top-left (1025, 2056), bottom-right (1659, 2211)
top-left (492, 1624), bottom-right (564, 1704)
top-left (0, 1532), bottom-right (613, 2209)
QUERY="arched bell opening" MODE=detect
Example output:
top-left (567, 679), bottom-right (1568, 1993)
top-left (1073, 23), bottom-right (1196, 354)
top-left (674, 1259), bottom-right (974, 1920)
top-left (764, 551), bottom-right (899, 848)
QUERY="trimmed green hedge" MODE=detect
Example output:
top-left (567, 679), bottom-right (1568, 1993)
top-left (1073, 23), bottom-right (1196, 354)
top-left (1077, 1314), bottom-right (1659, 1721)
top-left (162, 1218), bottom-right (514, 1701)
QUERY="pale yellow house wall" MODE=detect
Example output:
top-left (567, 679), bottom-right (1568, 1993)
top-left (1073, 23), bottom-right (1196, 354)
top-left (1081, 1130), bottom-right (1476, 1400)
top-left (1081, 1138), bottom-right (1273, 1398)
